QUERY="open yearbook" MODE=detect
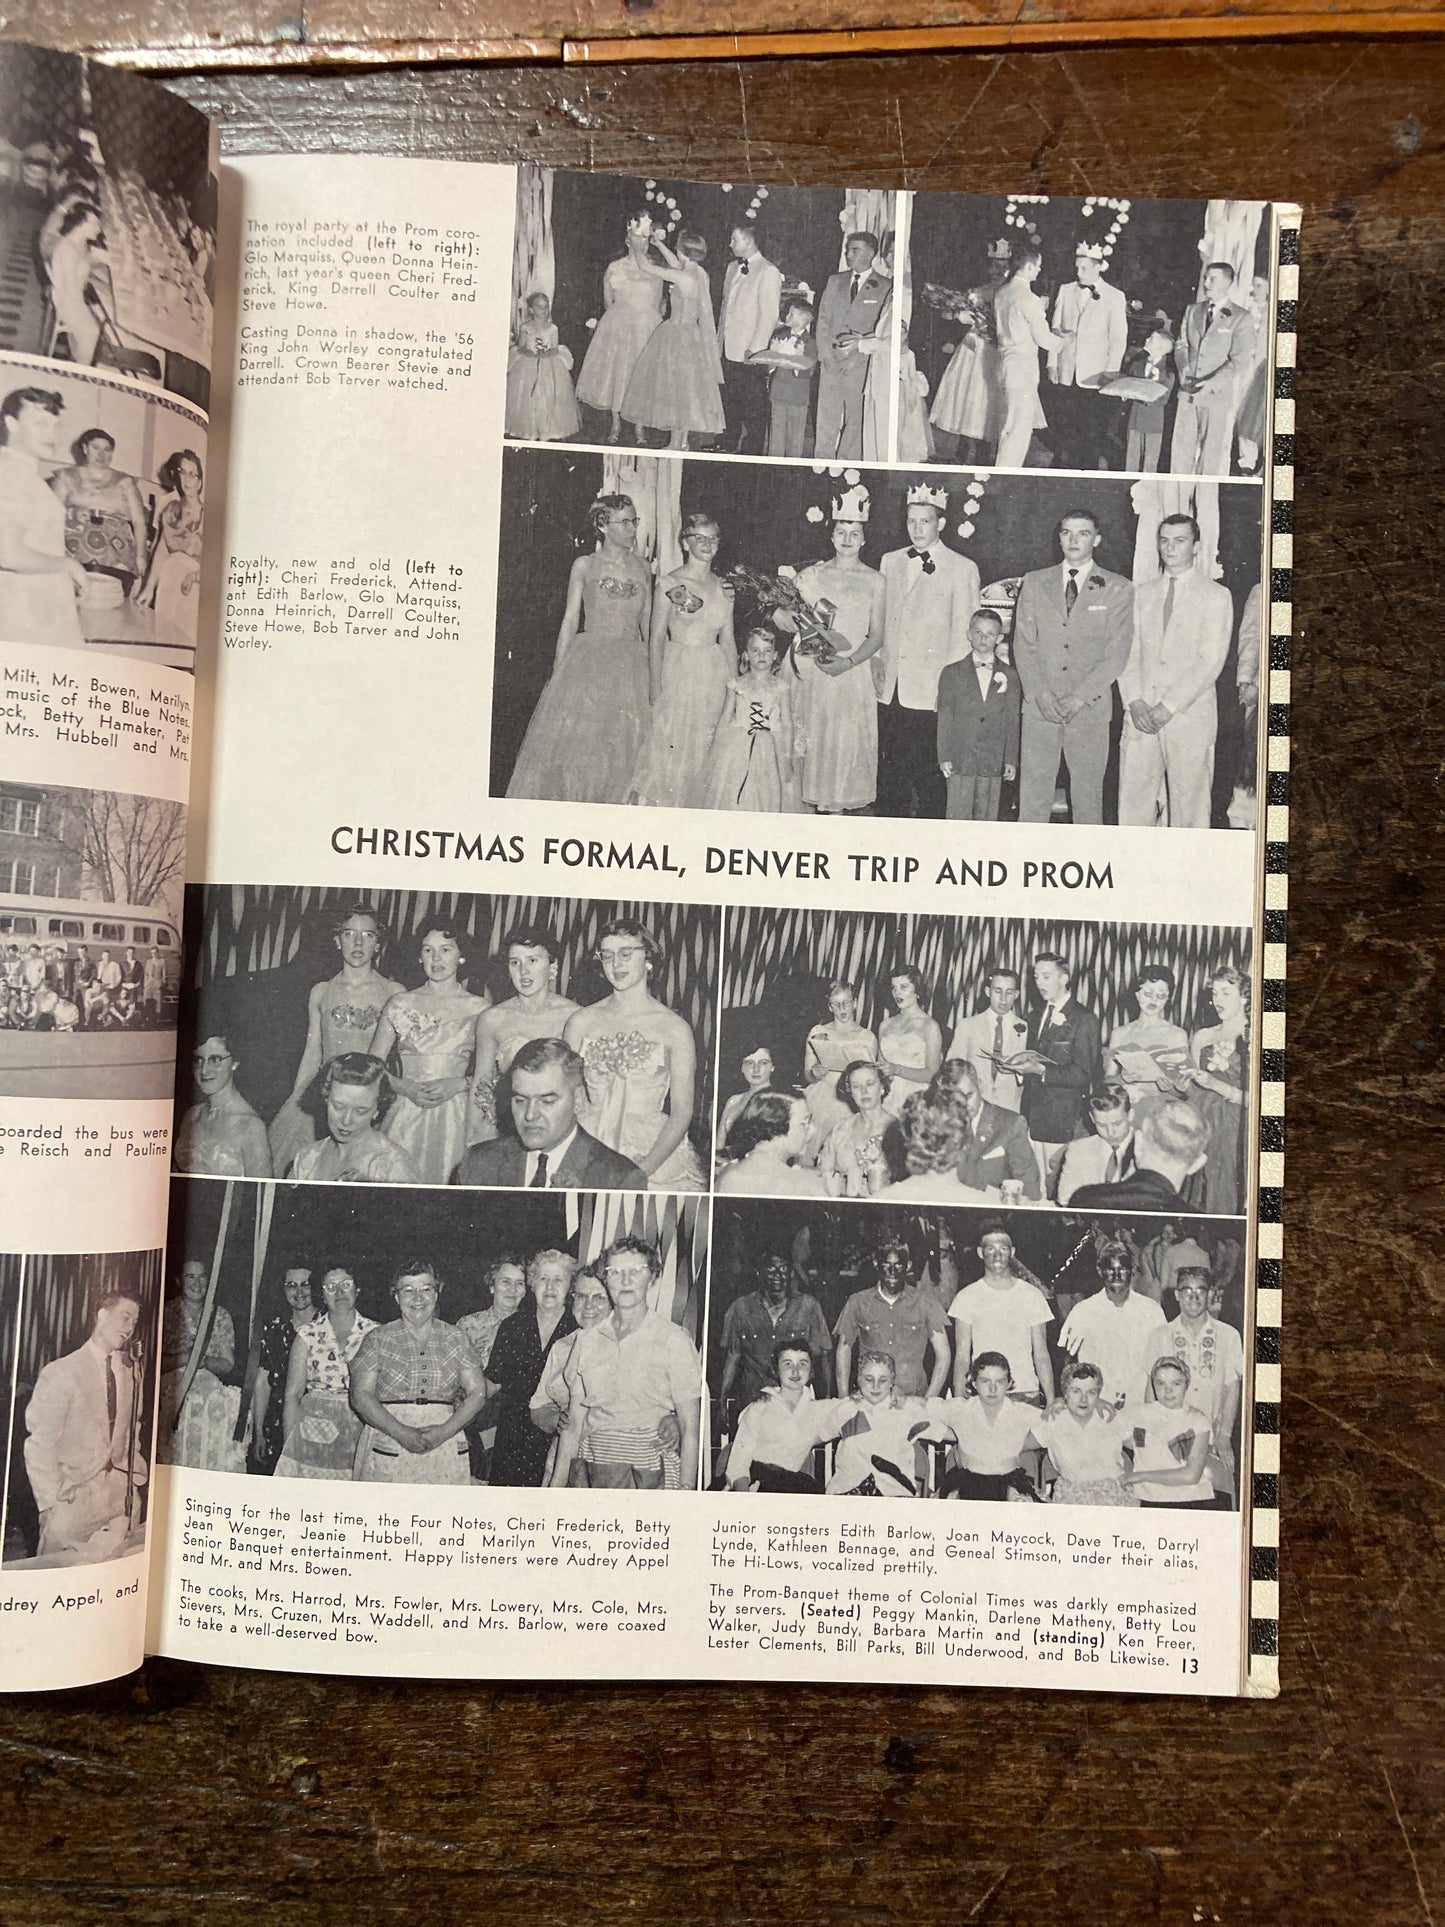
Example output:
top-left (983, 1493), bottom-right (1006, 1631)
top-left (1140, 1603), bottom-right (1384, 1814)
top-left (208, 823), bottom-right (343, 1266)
top-left (0, 44), bottom-right (1291, 1695)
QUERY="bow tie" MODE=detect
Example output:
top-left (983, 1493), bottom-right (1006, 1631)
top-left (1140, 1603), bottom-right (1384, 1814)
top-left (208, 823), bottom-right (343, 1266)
top-left (1084, 285), bottom-right (1100, 301)
top-left (738, 260), bottom-right (750, 276)
top-left (907, 547), bottom-right (935, 573)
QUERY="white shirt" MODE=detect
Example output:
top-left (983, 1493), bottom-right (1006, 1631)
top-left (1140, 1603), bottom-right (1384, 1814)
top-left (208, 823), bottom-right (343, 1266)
top-left (725, 1386), bottom-right (849, 1485)
top-left (948, 1278), bottom-right (1052, 1398)
top-left (1034, 1405), bottom-right (1129, 1484)
top-left (720, 253), bottom-right (783, 362)
top-left (949, 1394), bottom-right (1036, 1473)
top-left (1058, 1288), bottom-right (1166, 1407)
top-left (947, 1006), bottom-right (1029, 1112)
top-left (525, 1123), bottom-right (579, 1188)
top-left (973, 658), bottom-right (995, 701)
top-left (1161, 1315), bottom-right (1244, 1434)
top-left (1056, 1131), bottom-right (1136, 1206)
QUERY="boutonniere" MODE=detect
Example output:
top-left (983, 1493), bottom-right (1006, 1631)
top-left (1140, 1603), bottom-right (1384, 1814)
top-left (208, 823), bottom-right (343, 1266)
top-left (1087, 572), bottom-right (1106, 591)
top-left (992, 671), bottom-right (1008, 694)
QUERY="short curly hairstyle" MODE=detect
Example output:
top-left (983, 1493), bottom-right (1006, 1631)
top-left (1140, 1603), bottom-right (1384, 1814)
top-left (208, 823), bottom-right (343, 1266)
top-left (897, 1087), bottom-right (970, 1177)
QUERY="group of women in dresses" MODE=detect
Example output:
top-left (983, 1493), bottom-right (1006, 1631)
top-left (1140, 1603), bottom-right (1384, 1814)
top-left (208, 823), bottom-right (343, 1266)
top-left (506, 213), bottom-right (727, 449)
top-left (506, 481), bottom-right (888, 816)
top-left (175, 905), bottom-right (707, 1194)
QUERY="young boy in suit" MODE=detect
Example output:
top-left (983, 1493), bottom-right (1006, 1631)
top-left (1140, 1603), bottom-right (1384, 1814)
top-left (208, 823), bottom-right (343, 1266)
top-left (748, 295), bottom-right (818, 459)
top-left (936, 608), bottom-right (1021, 820)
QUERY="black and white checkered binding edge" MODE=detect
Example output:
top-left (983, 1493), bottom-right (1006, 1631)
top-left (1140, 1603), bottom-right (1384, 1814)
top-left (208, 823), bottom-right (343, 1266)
top-left (1246, 206), bottom-right (1297, 1699)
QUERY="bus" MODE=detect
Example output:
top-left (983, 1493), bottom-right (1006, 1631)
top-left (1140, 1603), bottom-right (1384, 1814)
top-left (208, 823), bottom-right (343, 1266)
top-left (0, 893), bottom-right (182, 1029)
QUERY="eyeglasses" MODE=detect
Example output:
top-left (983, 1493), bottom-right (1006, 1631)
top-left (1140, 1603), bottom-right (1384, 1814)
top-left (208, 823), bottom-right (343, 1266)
top-left (604, 1266), bottom-right (651, 1285)
top-left (600, 945), bottom-right (646, 965)
top-left (192, 1052), bottom-right (232, 1069)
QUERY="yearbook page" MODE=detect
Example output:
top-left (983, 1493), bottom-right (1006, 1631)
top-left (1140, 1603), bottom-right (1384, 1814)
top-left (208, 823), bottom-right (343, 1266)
top-left (0, 45), bottom-right (215, 1688)
top-left (152, 151), bottom-right (1292, 1697)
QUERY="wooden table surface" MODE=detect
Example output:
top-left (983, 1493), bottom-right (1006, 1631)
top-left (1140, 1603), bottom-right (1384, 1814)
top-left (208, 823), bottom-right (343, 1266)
top-left (1, 40), bottom-right (1441, 1925)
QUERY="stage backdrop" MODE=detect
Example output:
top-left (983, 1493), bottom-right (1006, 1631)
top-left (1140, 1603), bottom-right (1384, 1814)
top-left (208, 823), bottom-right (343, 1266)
top-left (180, 884), bottom-right (719, 1150)
top-left (716, 906), bottom-right (1252, 1097)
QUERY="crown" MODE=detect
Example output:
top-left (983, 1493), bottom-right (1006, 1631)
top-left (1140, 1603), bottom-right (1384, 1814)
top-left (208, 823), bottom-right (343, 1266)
top-left (986, 237), bottom-right (1012, 261)
top-left (832, 483), bottom-right (871, 523)
top-left (906, 482), bottom-right (949, 510)
top-left (1075, 241), bottom-right (1106, 262)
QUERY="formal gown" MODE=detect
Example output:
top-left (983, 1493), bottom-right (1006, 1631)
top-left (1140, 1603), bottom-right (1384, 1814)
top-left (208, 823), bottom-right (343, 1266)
top-left (380, 997), bottom-right (481, 1185)
top-left (793, 562), bottom-right (881, 811)
top-left (486, 1305), bottom-right (579, 1488)
top-left (631, 577), bottom-right (731, 808)
top-left (702, 673), bottom-right (798, 812)
top-left (621, 263), bottom-right (725, 437)
top-left (576, 1027), bottom-right (705, 1191)
top-left (267, 971), bottom-right (403, 1175)
top-left (1190, 1037), bottom-right (1245, 1214)
top-left (930, 288), bottom-right (1004, 443)
top-left (505, 321), bottom-right (581, 441)
top-left (506, 557), bottom-right (652, 805)
top-left (576, 258), bottom-right (664, 413)
top-left (802, 1023), bottom-right (880, 1154)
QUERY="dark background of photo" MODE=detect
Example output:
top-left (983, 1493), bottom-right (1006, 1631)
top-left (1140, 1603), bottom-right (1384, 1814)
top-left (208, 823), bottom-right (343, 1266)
top-left (489, 444), bottom-right (1262, 822)
top-left (176, 883), bottom-right (720, 1163)
top-left (907, 189), bottom-right (1271, 472)
top-left (538, 172), bottom-right (855, 441)
top-left (0, 1248), bottom-right (162, 1564)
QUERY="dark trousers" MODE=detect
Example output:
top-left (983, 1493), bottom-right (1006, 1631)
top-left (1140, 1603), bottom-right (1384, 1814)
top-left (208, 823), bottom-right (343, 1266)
top-left (1048, 382), bottom-right (1110, 470)
top-left (877, 698), bottom-right (946, 819)
top-left (723, 358), bottom-right (770, 453)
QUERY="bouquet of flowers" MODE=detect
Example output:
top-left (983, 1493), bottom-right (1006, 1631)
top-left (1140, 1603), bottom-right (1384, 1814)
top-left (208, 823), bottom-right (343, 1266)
top-left (921, 281), bottom-right (995, 342)
top-left (724, 563), bottom-right (848, 672)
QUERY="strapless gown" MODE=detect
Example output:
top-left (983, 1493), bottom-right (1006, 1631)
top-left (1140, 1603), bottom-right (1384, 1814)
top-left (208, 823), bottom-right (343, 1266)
top-left (576, 1027), bottom-right (705, 1192)
top-left (381, 999), bottom-right (479, 1185)
top-left (576, 262), bottom-right (663, 414)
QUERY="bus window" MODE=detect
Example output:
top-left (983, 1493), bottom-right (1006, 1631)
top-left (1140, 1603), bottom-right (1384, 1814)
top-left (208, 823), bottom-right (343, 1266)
top-left (0, 915), bottom-right (37, 935)
top-left (92, 922), bottom-right (125, 942)
top-left (155, 929), bottom-right (175, 947)
top-left (49, 919), bottom-right (85, 938)
top-left (132, 926), bottom-right (152, 944)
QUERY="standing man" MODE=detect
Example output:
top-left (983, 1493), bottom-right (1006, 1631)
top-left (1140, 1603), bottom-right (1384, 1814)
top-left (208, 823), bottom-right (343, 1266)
top-left (947, 1225), bottom-right (1055, 1407)
top-left (834, 1238), bottom-right (949, 1398)
top-left (1011, 508), bottom-right (1132, 824)
top-left (1158, 1264), bottom-right (1244, 1506)
top-left (876, 481), bottom-right (980, 818)
top-left (1057, 1238), bottom-right (1166, 1409)
top-left (142, 946), bottom-right (166, 1024)
top-left (1046, 241), bottom-right (1128, 469)
top-left (814, 232), bottom-right (890, 460)
top-left (719, 1249), bottom-right (833, 1414)
top-left (1004, 951), bottom-right (1102, 1192)
top-left (947, 965), bottom-right (1029, 1113)
top-left (25, 1290), bottom-right (146, 1560)
top-left (1170, 261), bottom-right (1256, 477)
top-left (718, 223), bottom-right (783, 455)
top-left (1117, 512), bottom-right (1234, 829)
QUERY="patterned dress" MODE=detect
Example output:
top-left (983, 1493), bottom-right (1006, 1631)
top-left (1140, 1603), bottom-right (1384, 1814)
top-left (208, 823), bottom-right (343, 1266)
top-left (380, 995), bottom-right (484, 1186)
top-left (273, 1312), bottom-right (379, 1479)
top-left (577, 1026), bottom-right (705, 1192)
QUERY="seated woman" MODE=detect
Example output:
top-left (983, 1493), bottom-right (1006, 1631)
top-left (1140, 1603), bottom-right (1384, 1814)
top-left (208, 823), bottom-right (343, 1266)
top-left (274, 1266), bottom-right (378, 1480)
top-left (803, 981), bottom-right (882, 1155)
top-left (173, 1028), bottom-right (273, 1179)
top-left (937, 1351), bottom-right (1039, 1501)
top-left (287, 1052), bottom-right (421, 1185)
top-left (879, 1086), bottom-right (992, 1202)
top-left (819, 1060), bottom-right (895, 1198)
top-left (349, 1259), bottom-right (488, 1484)
top-left (725, 1340), bottom-right (841, 1494)
top-left (717, 1042), bottom-right (775, 1153)
top-left (715, 1089), bottom-right (826, 1197)
top-left (828, 1350), bottom-right (958, 1499)
top-left (1033, 1360), bottom-right (1136, 1506)
top-left (1119, 1356), bottom-right (1215, 1509)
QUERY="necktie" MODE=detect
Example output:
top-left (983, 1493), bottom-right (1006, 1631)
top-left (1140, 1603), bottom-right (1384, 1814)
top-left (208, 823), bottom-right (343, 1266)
top-left (1205, 302), bottom-right (1216, 326)
top-left (993, 1012), bottom-right (1004, 1062)
top-left (106, 1354), bottom-right (118, 1435)
top-left (530, 1150), bottom-right (549, 1189)
top-left (1163, 578), bottom-right (1177, 631)
top-left (850, 272), bottom-right (861, 301)
top-left (1065, 569), bottom-right (1078, 616)
top-left (907, 546), bottom-right (935, 575)
top-left (1105, 1149), bottom-right (1119, 1182)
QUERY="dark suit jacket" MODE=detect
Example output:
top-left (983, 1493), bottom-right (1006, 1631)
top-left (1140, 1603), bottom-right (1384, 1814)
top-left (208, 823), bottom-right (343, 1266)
top-left (452, 1126), bottom-right (646, 1191)
top-left (954, 1099), bottom-right (1040, 1198)
top-left (1067, 1166), bottom-right (1190, 1214)
top-left (1020, 997), bottom-right (1102, 1145)
top-left (936, 657), bottom-right (1022, 780)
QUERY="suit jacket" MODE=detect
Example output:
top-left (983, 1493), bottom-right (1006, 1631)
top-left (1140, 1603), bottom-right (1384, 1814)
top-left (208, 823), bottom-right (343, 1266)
top-left (816, 268), bottom-right (890, 373)
top-left (1174, 297), bottom-right (1256, 400)
top-left (954, 1099), bottom-right (1041, 1198)
top-left (1068, 1166), bottom-right (1190, 1213)
top-left (1047, 279), bottom-right (1127, 388)
top-left (876, 542), bottom-right (980, 709)
top-left (25, 1339), bottom-right (144, 1511)
top-left (1011, 562), bottom-right (1133, 721)
top-left (452, 1126), bottom-right (646, 1191)
top-left (719, 254), bottom-right (783, 363)
top-left (935, 655), bottom-right (1021, 778)
top-left (1021, 997), bottom-right (1102, 1145)
top-left (947, 1005), bottom-right (1029, 1111)
top-left (1121, 569), bottom-right (1233, 736)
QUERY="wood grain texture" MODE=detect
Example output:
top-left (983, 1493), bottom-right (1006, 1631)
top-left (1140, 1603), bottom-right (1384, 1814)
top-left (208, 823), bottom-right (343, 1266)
top-left (0, 42), bottom-right (1440, 1926)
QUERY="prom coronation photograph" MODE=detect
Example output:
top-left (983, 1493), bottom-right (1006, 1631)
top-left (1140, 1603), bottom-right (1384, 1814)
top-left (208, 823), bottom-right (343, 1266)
top-left (508, 166), bottom-right (904, 461)
top-left (172, 885), bottom-right (718, 1195)
top-left (906, 190), bottom-right (1272, 479)
top-left (489, 446), bottom-right (1264, 829)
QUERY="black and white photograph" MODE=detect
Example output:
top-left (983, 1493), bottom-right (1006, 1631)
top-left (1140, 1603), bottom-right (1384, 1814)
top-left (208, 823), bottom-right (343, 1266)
top-left (491, 445), bottom-right (1263, 828)
top-left (706, 1198), bottom-right (1246, 1510)
top-left (904, 189), bottom-right (1271, 479)
top-left (0, 43), bottom-right (214, 407)
top-left (174, 885), bottom-right (719, 1194)
top-left (716, 904), bottom-right (1254, 1218)
top-left (0, 359), bottom-right (206, 666)
top-left (1, 1247), bottom-right (160, 1568)
top-left (509, 164), bottom-right (900, 459)
top-left (163, 1177), bottom-right (708, 1492)
top-left (0, 776), bottom-right (183, 1099)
